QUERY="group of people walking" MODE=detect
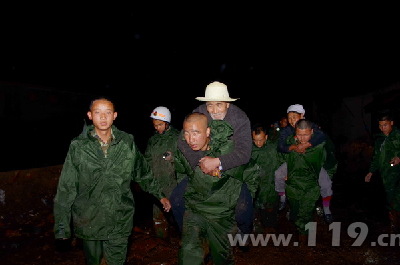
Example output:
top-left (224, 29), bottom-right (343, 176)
top-left (53, 81), bottom-right (400, 265)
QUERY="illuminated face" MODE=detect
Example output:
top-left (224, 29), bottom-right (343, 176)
top-left (287, 112), bottom-right (304, 127)
top-left (295, 128), bottom-right (313, 144)
top-left (87, 99), bottom-right (117, 131)
top-left (152, 119), bottom-right (167, 134)
top-left (206, 101), bottom-right (230, 120)
top-left (252, 131), bottom-right (267, 148)
top-left (379, 120), bottom-right (393, 136)
top-left (183, 119), bottom-right (210, 151)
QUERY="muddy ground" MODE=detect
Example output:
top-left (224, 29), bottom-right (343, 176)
top-left (1, 141), bottom-right (400, 265)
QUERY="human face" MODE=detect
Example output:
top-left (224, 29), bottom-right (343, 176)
top-left (87, 99), bottom-right (117, 132)
top-left (295, 128), bottom-right (313, 144)
top-left (153, 119), bottom-right (167, 134)
top-left (206, 101), bottom-right (230, 120)
top-left (280, 117), bottom-right (288, 128)
top-left (287, 112), bottom-right (304, 127)
top-left (379, 120), bottom-right (393, 136)
top-left (183, 120), bottom-right (210, 151)
top-left (252, 131), bottom-right (267, 148)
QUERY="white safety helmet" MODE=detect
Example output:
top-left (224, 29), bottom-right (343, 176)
top-left (150, 106), bottom-right (171, 123)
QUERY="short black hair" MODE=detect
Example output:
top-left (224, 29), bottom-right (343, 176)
top-left (89, 97), bottom-right (116, 111)
top-left (251, 123), bottom-right (267, 135)
top-left (295, 119), bottom-right (313, 130)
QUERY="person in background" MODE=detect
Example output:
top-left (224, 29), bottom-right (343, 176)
top-left (275, 104), bottom-right (335, 224)
top-left (175, 112), bottom-right (260, 264)
top-left (53, 97), bottom-right (171, 265)
top-left (280, 116), bottom-right (288, 128)
top-left (251, 123), bottom-right (285, 232)
top-left (268, 116), bottom-right (288, 144)
top-left (171, 81), bottom-right (257, 240)
top-left (144, 106), bottom-right (180, 239)
top-left (365, 112), bottom-right (400, 233)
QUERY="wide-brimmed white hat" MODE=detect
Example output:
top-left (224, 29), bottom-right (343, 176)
top-left (195, 81), bottom-right (238, 102)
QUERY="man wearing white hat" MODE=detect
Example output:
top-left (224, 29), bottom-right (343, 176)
top-left (170, 81), bottom-right (257, 242)
top-left (193, 81), bottom-right (252, 173)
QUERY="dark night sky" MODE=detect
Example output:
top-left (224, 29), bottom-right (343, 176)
top-left (2, 6), bottom-right (399, 99)
top-left (1, 5), bottom-right (399, 170)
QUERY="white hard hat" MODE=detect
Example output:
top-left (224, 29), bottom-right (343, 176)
top-left (150, 106), bottom-right (171, 123)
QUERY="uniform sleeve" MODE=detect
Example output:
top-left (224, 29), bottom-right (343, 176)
top-left (369, 138), bottom-right (381, 173)
top-left (323, 138), bottom-right (338, 178)
top-left (240, 159), bottom-right (261, 198)
top-left (143, 136), bottom-right (153, 163)
top-left (174, 149), bottom-right (194, 183)
top-left (53, 144), bottom-right (78, 239)
top-left (309, 124), bottom-right (327, 147)
top-left (278, 126), bottom-right (292, 153)
top-left (131, 140), bottom-right (165, 200)
top-left (219, 110), bottom-right (252, 170)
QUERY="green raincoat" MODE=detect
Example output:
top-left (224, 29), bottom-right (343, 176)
top-left (252, 141), bottom-right (285, 210)
top-left (54, 125), bottom-right (165, 240)
top-left (323, 136), bottom-right (337, 179)
top-left (285, 136), bottom-right (336, 234)
top-left (144, 125), bottom-right (180, 236)
top-left (144, 126), bottom-right (180, 198)
top-left (175, 120), bottom-right (260, 265)
top-left (369, 126), bottom-right (400, 211)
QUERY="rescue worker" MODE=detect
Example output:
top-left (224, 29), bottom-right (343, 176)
top-left (175, 112), bottom-right (260, 265)
top-left (267, 116), bottom-right (288, 144)
top-left (251, 123), bottom-right (285, 232)
top-left (275, 104), bottom-right (335, 224)
top-left (285, 119), bottom-right (337, 245)
top-left (144, 106), bottom-right (180, 239)
top-left (365, 112), bottom-right (400, 233)
top-left (53, 97), bottom-right (171, 265)
top-left (171, 81), bottom-right (256, 238)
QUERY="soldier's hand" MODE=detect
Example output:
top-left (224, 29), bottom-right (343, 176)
top-left (296, 142), bottom-right (311, 153)
top-left (199, 156), bottom-right (220, 174)
top-left (390, 157), bottom-right (400, 166)
top-left (210, 168), bottom-right (222, 178)
top-left (365, 172), bottom-right (372, 182)
top-left (162, 151), bottom-right (173, 161)
top-left (160, 198), bottom-right (171, 212)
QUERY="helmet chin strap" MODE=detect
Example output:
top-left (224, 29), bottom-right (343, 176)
top-left (157, 122), bottom-right (170, 135)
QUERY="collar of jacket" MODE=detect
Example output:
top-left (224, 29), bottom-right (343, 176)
top-left (81, 125), bottom-right (122, 145)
